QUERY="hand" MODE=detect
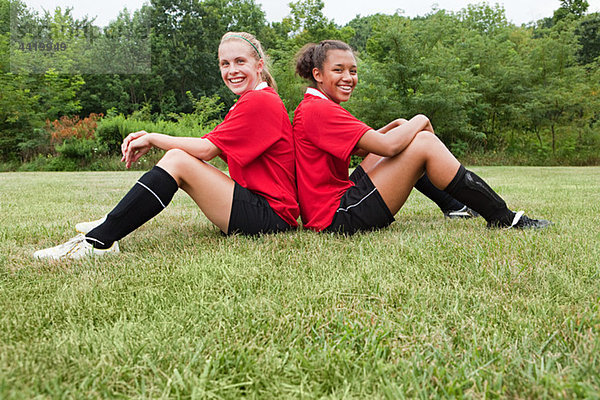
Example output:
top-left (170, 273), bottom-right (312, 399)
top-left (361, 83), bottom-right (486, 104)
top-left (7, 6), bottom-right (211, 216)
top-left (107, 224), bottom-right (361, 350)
top-left (122, 132), bottom-right (153, 169)
top-left (417, 114), bottom-right (435, 134)
top-left (425, 120), bottom-right (435, 134)
top-left (121, 130), bottom-right (148, 162)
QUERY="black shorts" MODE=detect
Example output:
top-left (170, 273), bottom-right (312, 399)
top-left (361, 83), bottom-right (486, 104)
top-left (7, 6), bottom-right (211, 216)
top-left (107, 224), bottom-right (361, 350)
top-left (324, 166), bottom-right (395, 235)
top-left (227, 182), bottom-right (294, 235)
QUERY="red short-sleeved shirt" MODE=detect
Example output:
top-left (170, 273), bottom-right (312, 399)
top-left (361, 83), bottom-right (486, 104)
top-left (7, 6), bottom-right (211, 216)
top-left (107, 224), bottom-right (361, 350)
top-left (292, 88), bottom-right (372, 231)
top-left (203, 85), bottom-right (299, 226)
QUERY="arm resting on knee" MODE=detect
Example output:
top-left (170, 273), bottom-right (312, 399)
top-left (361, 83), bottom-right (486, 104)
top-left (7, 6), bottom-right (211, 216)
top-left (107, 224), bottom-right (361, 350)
top-left (357, 114), bottom-right (432, 157)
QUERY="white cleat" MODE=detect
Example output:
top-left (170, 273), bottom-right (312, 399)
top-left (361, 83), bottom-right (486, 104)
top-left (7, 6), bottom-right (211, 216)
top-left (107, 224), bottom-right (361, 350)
top-left (75, 216), bottom-right (107, 234)
top-left (33, 234), bottom-right (119, 260)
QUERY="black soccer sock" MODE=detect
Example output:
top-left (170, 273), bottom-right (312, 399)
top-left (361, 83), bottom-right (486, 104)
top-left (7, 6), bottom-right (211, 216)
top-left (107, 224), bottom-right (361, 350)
top-left (86, 166), bottom-right (179, 249)
top-left (443, 165), bottom-right (515, 225)
top-left (414, 174), bottom-right (466, 213)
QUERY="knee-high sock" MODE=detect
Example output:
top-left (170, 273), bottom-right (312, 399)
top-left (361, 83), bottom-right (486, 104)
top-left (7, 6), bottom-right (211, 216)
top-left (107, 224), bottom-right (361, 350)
top-left (414, 174), bottom-right (466, 213)
top-left (443, 165), bottom-right (514, 225)
top-left (86, 166), bottom-right (178, 249)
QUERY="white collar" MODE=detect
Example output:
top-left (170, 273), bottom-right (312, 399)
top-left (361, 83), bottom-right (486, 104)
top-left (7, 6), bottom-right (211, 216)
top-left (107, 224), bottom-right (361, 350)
top-left (306, 87), bottom-right (328, 100)
top-left (254, 81), bottom-right (268, 90)
top-left (229, 82), bottom-right (268, 111)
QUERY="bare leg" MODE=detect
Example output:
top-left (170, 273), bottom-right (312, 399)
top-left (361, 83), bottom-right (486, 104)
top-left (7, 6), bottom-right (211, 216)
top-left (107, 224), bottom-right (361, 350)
top-left (157, 149), bottom-right (235, 232)
top-left (359, 153), bottom-right (385, 174)
top-left (365, 131), bottom-right (460, 215)
top-left (360, 149), bottom-right (468, 216)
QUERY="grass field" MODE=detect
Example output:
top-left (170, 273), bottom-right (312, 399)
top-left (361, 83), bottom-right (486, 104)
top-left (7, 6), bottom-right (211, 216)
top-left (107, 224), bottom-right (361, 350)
top-left (1, 167), bottom-right (599, 398)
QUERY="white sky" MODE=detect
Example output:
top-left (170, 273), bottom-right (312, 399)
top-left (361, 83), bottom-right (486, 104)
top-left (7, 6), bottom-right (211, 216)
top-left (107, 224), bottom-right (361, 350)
top-left (22, 0), bottom-right (600, 27)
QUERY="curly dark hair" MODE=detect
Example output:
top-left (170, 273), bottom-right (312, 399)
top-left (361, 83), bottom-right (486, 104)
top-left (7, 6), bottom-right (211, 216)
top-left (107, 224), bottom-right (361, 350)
top-left (295, 40), bottom-right (354, 86)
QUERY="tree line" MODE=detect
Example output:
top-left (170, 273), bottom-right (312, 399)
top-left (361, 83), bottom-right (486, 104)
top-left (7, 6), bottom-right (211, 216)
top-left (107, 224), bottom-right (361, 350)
top-left (0, 0), bottom-right (598, 169)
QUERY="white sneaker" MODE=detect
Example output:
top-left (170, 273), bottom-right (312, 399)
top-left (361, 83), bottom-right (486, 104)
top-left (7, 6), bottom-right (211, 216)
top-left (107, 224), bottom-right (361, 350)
top-left (75, 215), bottom-right (107, 234)
top-left (33, 234), bottom-right (119, 260)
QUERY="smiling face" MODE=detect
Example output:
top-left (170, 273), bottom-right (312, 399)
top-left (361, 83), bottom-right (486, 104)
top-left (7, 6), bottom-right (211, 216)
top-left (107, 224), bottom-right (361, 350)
top-left (312, 49), bottom-right (357, 104)
top-left (218, 40), bottom-right (264, 95)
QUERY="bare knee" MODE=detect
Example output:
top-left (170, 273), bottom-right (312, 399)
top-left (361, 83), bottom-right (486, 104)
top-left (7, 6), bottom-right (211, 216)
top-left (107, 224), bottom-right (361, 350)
top-left (415, 130), bottom-right (437, 143)
top-left (404, 130), bottom-right (441, 154)
top-left (157, 149), bottom-right (198, 184)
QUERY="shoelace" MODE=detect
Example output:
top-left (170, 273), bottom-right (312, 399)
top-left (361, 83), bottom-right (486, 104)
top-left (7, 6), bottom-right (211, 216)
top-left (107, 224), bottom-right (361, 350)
top-left (64, 236), bottom-right (87, 257)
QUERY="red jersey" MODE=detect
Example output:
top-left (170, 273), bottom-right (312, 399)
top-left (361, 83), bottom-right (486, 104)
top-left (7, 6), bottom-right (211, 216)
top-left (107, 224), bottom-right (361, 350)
top-left (293, 88), bottom-right (372, 231)
top-left (203, 85), bottom-right (299, 226)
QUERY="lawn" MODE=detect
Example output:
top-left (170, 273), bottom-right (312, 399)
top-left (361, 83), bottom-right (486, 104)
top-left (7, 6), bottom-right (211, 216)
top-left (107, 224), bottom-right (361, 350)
top-left (1, 167), bottom-right (599, 398)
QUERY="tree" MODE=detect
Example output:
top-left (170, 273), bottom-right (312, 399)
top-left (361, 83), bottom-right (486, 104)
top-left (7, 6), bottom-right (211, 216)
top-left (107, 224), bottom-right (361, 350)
top-left (150, 0), bottom-right (268, 114)
top-left (347, 14), bottom-right (387, 53)
top-left (575, 13), bottom-right (600, 65)
top-left (553, 0), bottom-right (589, 23)
top-left (560, 0), bottom-right (589, 16)
top-left (348, 12), bottom-right (482, 149)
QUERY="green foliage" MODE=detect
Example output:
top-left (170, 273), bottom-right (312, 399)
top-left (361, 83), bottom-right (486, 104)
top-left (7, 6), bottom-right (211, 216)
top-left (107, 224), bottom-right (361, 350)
top-left (16, 127), bottom-right (50, 160)
top-left (450, 139), bottom-right (469, 159)
top-left (348, 12), bottom-right (482, 145)
top-left (96, 109), bottom-right (217, 158)
top-left (0, 72), bottom-right (40, 159)
top-left (287, 0), bottom-right (328, 34)
top-left (168, 92), bottom-right (225, 132)
top-left (346, 5), bottom-right (599, 163)
top-left (554, 0), bottom-right (590, 22)
top-left (17, 153), bottom-right (78, 171)
top-left (55, 137), bottom-right (107, 163)
top-left (150, 0), bottom-right (268, 113)
top-left (575, 13), bottom-right (600, 65)
top-left (94, 114), bottom-right (129, 154)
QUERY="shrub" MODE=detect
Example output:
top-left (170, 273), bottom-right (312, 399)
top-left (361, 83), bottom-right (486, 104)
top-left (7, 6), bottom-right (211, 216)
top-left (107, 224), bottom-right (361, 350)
top-left (46, 113), bottom-right (103, 143)
top-left (14, 106), bottom-right (223, 170)
top-left (95, 113), bottom-right (216, 155)
top-left (450, 139), bottom-right (469, 158)
top-left (16, 128), bottom-right (52, 161)
top-left (168, 92), bottom-right (225, 132)
top-left (55, 137), bottom-right (108, 163)
top-left (18, 154), bottom-right (79, 171)
top-left (95, 114), bottom-right (128, 154)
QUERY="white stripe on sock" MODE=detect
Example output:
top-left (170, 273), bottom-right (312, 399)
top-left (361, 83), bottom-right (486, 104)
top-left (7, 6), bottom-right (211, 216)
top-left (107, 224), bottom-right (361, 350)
top-left (509, 210), bottom-right (525, 228)
top-left (136, 181), bottom-right (167, 208)
top-left (84, 236), bottom-right (105, 246)
top-left (337, 188), bottom-right (377, 213)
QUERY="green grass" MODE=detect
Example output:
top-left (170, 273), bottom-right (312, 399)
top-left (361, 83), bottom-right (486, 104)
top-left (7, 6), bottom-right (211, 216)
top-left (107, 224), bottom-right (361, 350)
top-left (1, 167), bottom-right (599, 398)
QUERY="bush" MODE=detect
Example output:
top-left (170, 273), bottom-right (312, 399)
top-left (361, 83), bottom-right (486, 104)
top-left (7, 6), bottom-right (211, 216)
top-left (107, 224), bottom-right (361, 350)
top-left (95, 113), bottom-right (215, 155)
top-left (16, 128), bottom-right (52, 161)
top-left (0, 160), bottom-right (20, 172)
top-left (450, 139), bottom-right (469, 158)
top-left (55, 137), bottom-right (108, 163)
top-left (46, 113), bottom-right (103, 143)
top-left (18, 154), bottom-right (79, 171)
top-left (168, 92), bottom-right (225, 132)
top-left (95, 114), bottom-right (128, 154)
top-left (12, 105), bottom-right (222, 171)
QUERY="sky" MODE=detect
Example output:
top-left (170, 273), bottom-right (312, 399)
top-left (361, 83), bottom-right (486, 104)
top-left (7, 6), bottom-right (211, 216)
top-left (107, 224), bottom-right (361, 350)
top-left (22, 0), bottom-right (600, 27)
